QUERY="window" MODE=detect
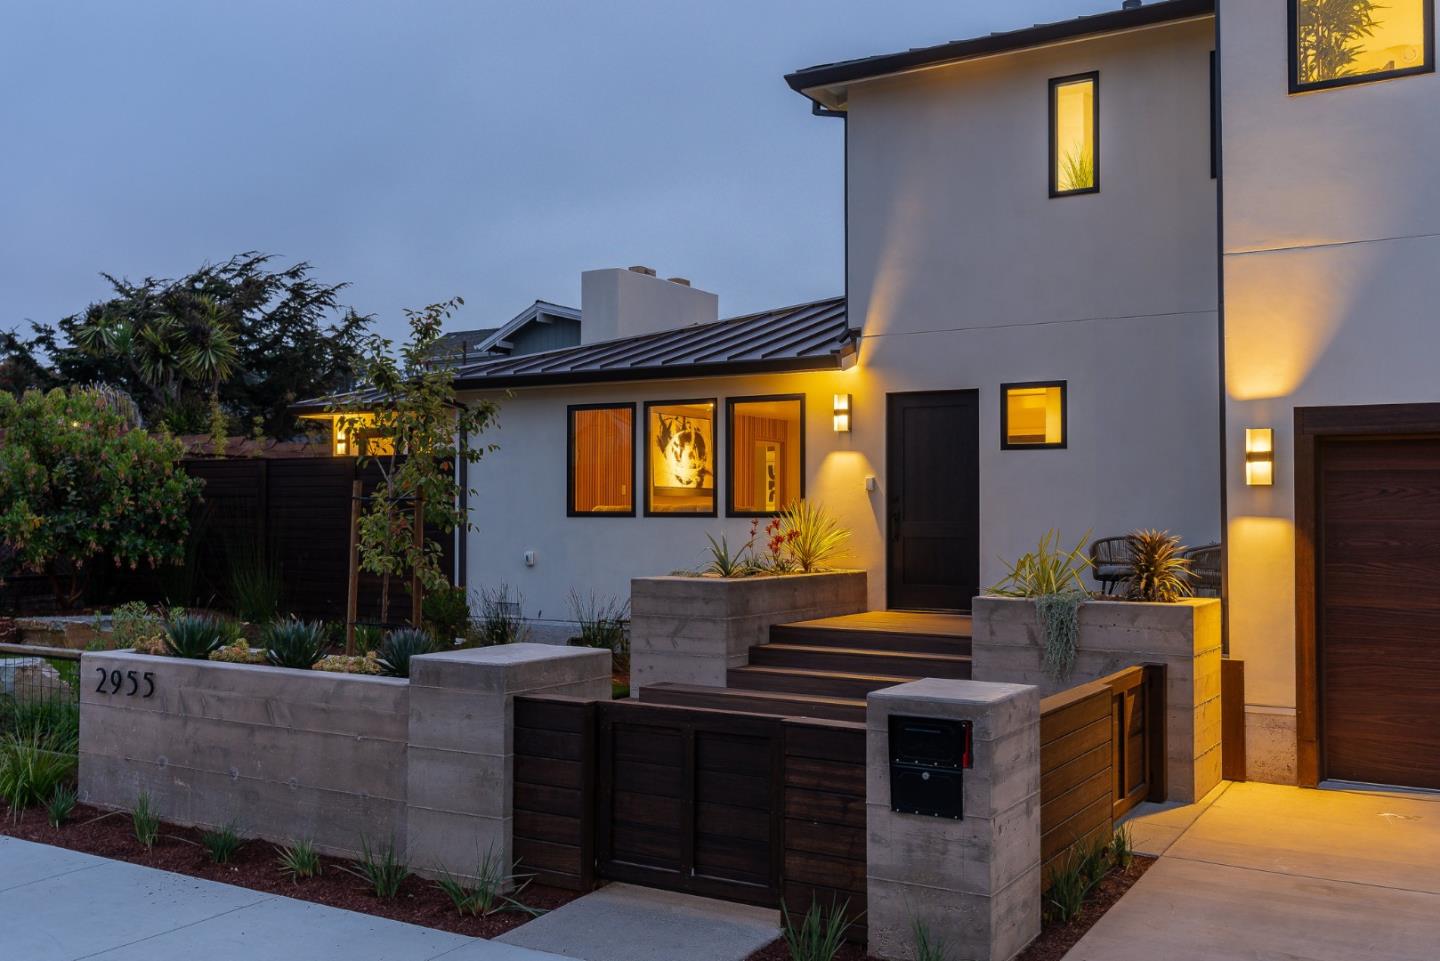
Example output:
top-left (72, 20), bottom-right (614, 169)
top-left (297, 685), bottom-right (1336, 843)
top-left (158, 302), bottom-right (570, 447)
top-left (645, 399), bottom-right (717, 516)
top-left (1001, 382), bottom-right (1066, 450)
top-left (1290, 0), bottom-right (1434, 92)
top-left (727, 395), bottom-right (805, 516)
top-left (569, 404), bottom-right (635, 516)
top-left (1050, 73), bottom-right (1098, 196)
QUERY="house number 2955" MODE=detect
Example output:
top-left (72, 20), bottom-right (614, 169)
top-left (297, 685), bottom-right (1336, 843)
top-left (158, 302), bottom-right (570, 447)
top-left (95, 668), bottom-right (156, 698)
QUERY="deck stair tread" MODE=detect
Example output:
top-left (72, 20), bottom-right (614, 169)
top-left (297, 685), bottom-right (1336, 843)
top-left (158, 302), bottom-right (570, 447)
top-left (748, 642), bottom-right (971, 677)
top-left (779, 611), bottom-right (972, 636)
top-left (640, 682), bottom-right (866, 722)
top-left (770, 611), bottom-right (972, 655)
top-left (727, 664), bottom-right (950, 699)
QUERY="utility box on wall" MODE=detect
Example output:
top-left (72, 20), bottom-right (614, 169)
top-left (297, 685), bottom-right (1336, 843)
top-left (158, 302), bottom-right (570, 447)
top-left (888, 715), bottom-right (971, 819)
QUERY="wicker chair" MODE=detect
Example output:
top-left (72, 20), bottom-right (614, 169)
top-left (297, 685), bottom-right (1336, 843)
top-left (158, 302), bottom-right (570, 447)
top-left (1184, 543), bottom-right (1222, 597)
top-left (1089, 535), bottom-right (1134, 595)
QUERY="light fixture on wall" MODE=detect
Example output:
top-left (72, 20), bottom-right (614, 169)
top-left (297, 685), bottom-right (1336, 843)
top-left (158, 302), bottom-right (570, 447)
top-left (833, 394), bottom-right (852, 433)
top-left (1245, 428), bottom-right (1274, 486)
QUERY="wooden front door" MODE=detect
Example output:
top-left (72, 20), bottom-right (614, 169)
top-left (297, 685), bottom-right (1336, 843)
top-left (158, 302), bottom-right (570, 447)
top-left (595, 701), bottom-right (782, 906)
top-left (1319, 436), bottom-right (1440, 790)
top-left (886, 391), bottom-right (980, 612)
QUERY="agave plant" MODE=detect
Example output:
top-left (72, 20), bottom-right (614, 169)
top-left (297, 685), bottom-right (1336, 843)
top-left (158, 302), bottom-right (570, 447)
top-left (263, 618), bottom-right (328, 670)
top-left (163, 614), bottom-right (223, 659)
top-left (1125, 529), bottom-right (1193, 603)
top-left (378, 628), bottom-right (436, 678)
top-left (700, 533), bottom-right (757, 578)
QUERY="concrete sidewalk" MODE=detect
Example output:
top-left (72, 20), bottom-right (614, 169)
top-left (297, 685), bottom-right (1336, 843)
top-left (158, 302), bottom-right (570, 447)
top-left (1065, 781), bottom-right (1440, 960)
top-left (0, 836), bottom-right (578, 961)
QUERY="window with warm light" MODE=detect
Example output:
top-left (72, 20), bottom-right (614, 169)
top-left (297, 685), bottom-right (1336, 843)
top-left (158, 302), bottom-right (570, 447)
top-left (1001, 382), bottom-right (1066, 450)
top-left (727, 395), bottom-right (804, 516)
top-left (645, 399), bottom-right (717, 516)
top-left (313, 413), bottom-right (394, 457)
top-left (1050, 73), bottom-right (1097, 196)
top-left (1291, 0), bottom-right (1433, 92)
top-left (569, 404), bottom-right (635, 516)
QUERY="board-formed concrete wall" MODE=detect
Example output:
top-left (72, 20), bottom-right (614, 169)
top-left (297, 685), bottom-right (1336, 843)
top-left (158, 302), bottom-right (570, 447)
top-left (971, 596), bottom-right (1222, 803)
top-left (630, 571), bottom-right (867, 692)
top-left (79, 644), bottom-right (610, 870)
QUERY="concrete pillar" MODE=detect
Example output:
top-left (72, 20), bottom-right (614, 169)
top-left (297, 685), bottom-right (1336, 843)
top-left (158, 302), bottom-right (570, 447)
top-left (866, 679), bottom-right (1041, 961)
top-left (404, 643), bottom-right (610, 880)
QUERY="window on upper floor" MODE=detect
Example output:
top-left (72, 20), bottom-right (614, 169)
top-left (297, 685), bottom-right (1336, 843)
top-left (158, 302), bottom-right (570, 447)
top-left (1001, 382), bottom-right (1067, 450)
top-left (1291, 0), bottom-right (1434, 92)
top-left (569, 403), bottom-right (635, 516)
top-left (726, 395), bottom-right (804, 516)
top-left (1050, 73), bottom-right (1098, 197)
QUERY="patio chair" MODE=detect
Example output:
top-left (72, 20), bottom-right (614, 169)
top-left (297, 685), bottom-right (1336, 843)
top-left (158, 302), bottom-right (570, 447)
top-left (1184, 543), bottom-right (1222, 596)
top-left (1089, 535), bottom-right (1134, 595)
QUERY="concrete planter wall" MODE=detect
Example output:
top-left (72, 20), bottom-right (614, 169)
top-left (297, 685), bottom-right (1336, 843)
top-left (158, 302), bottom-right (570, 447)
top-left (971, 596), bottom-right (1222, 803)
top-left (79, 643), bottom-right (610, 872)
top-left (629, 570), bottom-right (866, 692)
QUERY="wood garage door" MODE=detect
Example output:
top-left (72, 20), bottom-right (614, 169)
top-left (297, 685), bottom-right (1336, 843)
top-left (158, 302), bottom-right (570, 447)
top-left (1319, 437), bottom-right (1440, 789)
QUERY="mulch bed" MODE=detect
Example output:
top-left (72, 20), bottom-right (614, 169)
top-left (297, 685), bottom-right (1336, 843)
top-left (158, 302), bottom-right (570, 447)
top-left (0, 803), bottom-right (579, 939)
top-left (743, 855), bottom-right (1156, 961)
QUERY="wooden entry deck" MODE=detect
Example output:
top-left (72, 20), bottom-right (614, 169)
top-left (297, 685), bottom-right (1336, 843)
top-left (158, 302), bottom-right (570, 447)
top-left (773, 610), bottom-right (972, 643)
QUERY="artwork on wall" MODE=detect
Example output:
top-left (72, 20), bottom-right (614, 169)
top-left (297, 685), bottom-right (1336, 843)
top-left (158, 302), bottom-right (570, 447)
top-left (649, 403), bottom-right (716, 513)
top-left (755, 441), bottom-right (781, 512)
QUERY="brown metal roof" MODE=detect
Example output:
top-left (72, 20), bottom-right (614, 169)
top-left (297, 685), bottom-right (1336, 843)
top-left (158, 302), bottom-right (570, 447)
top-left (785, 0), bottom-right (1215, 108)
top-left (448, 296), bottom-right (852, 389)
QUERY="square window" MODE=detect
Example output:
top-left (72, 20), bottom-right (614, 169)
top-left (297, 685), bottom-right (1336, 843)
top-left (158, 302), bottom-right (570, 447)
top-left (645, 399), bottom-right (717, 516)
top-left (1001, 382), bottom-right (1066, 450)
top-left (1050, 73), bottom-right (1098, 196)
top-left (1291, 0), bottom-right (1434, 92)
top-left (569, 404), bottom-right (634, 516)
top-left (726, 395), bottom-right (805, 516)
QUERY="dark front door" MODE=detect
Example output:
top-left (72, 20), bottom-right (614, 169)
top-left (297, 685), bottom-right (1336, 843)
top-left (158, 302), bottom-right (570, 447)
top-left (886, 390), bottom-right (980, 612)
top-left (1319, 436), bottom-right (1440, 790)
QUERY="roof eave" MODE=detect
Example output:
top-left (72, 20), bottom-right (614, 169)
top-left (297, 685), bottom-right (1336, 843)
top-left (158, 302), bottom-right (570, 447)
top-left (452, 349), bottom-right (853, 392)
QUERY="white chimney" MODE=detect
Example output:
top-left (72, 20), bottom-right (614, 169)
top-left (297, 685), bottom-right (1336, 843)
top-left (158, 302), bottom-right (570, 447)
top-left (580, 267), bottom-right (719, 345)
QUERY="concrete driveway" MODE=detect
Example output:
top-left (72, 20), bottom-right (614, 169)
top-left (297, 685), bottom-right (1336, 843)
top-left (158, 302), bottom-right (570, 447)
top-left (1066, 781), bottom-right (1440, 960)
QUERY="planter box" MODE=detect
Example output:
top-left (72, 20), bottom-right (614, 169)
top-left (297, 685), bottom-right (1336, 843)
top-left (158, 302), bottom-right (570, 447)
top-left (629, 571), bottom-right (867, 693)
top-left (971, 596), bottom-right (1222, 803)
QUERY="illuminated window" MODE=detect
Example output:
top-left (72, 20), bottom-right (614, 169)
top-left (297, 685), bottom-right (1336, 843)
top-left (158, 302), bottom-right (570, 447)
top-left (1050, 73), bottom-right (1098, 196)
top-left (307, 413), bottom-right (394, 457)
top-left (569, 404), bottom-right (635, 516)
top-left (1001, 382), bottom-right (1067, 450)
top-left (1291, 0), bottom-right (1434, 91)
top-left (727, 395), bottom-right (804, 516)
top-left (645, 399), bottom-right (717, 516)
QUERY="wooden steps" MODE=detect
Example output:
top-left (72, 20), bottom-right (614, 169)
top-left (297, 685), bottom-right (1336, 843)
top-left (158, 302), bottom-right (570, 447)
top-left (769, 611), bottom-right (971, 656)
top-left (727, 664), bottom-right (925, 699)
top-left (747, 642), bottom-right (970, 678)
top-left (639, 682), bottom-right (866, 722)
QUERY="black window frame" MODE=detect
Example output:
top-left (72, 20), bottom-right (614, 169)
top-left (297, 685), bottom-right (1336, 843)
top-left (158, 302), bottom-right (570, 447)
top-left (1000, 381), bottom-right (1068, 451)
top-left (567, 402), bottom-right (637, 518)
top-left (724, 393), bottom-right (807, 518)
top-left (1288, 0), bottom-right (1435, 94)
top-left (1049, 71), bottom-right (1100, 198)
top-left (643, 397), bottom-right (719, 518)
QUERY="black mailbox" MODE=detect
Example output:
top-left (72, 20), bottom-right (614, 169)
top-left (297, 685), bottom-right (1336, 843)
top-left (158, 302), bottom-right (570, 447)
top-left (889, 715), bottom-right (972, 819)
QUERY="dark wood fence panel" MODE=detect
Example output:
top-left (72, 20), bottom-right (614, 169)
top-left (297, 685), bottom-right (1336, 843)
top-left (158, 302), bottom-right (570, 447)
top-left (513, 696), bottom-right (596, 892)
top-left (780, 717), bottom-right (867, 944)
top-left (1221, 659), bottom-right (1247, 781)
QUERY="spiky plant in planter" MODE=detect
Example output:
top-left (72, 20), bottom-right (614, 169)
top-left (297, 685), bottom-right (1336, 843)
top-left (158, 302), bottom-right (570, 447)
top-left (988, 530), bottom-right (1092, 681)
top-left (163, 614), bottom-right (223, 660)
top-left (1125, 529), bottom-right (1193, 603)
top-left (264, 618), bottom-right (329, 670)
top-left (378, 628), bottom-right (435, 678)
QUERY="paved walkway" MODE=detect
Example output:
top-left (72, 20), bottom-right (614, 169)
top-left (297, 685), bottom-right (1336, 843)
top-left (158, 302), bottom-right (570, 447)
top-left (0, 836), bottom-right (577, 961)
top-left (1066, 781), bottom-right (1440, 960)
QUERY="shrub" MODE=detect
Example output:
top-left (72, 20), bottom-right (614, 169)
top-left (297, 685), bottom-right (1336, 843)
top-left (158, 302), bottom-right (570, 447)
top-left (314, 652), bottom-right (383, 675)
top-left (1125, 529), bottom-right (1194, 603)
top-left (1, 697), bottom-right (79, 745)
top-left (263, 618), bottom-right (328, 670)
top-left (378, 628), bottom-right (435, 678)
top-left (46, 782), bottom-right (77, 827)
top-left (132, 792), bottom-right (159, 849)
top-left (1044, 838), bottom-right (1112, 924)
top-left (0, 727), bottom-right (78, 812)
top-left (433, 846), bottom-right (533, 917)
top-left (276, 839), bottom-right (322, 881)
top-left (569, 591), bottom-right (629, 671)
top-left (422, 585), bottom-right (471, 643)
top-left (471, 585), bottom-right (527, 646)
top-left (201, 822), bottom-right (244, 863)
top-left (209, 639), bottom-right (266, 665)
top-left (776, 500), bottom-right (851, 573)
top-left (344, 836), bottom-right (410, 898)
top-left (163, 614), bottom-right (223, 660)
top-left (353, 624), bottom-right (383, 655)
top-left (107, 601), bottom-right (166, 652)
top-left (1111, 823), bottom-right (1135, 870)
top-left (781, 898), bottom-right (853, 961)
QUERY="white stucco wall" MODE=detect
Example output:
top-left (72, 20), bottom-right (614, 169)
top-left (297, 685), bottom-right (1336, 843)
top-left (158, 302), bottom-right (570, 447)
top-left (1221, 0), bottom-right (1440, 783)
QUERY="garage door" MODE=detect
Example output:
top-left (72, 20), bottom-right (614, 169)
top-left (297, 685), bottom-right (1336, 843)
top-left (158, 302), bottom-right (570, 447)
top-left (1319, 437), bottom-right (1440, 790)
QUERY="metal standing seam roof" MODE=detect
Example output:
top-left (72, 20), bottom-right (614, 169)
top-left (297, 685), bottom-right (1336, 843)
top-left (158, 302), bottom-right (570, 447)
top-left (447, 296), bottom-right (852, 389)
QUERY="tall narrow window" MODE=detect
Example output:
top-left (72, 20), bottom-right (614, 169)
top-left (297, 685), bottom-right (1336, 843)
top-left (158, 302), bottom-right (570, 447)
top-left (1050, 73), bottom-right (1098, 197)
top-left (1291, 0), bottom-right (1433, 92)
top-left (727, 395), bottom-right (804, 516)
top-left (645, 399), bottom-right (717, 516)
top-left (569, 403), bottom-right (635, 516)
top-left (1001, 382), bottom-right (1067, 450)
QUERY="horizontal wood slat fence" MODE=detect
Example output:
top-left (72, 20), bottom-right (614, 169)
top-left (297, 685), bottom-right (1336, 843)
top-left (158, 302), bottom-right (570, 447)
top-left (513, 696), bottom-right (597, 891)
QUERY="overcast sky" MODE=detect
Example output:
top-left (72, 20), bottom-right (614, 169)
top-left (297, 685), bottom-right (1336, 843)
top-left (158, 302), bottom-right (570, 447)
top-left (2, 0), bottom-right (1105, 341)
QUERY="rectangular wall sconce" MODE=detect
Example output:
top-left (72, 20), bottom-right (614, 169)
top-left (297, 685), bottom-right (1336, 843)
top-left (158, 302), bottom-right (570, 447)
top-left (833, 394), bottom-right (852, 433)
top-left (1245, 428), bottom-right (1274, 486)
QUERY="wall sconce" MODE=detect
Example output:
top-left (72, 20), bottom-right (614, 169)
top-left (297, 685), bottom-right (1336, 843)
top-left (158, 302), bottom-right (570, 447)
top-left (833, 394), bottom-right (852, 433)
top-left (1245, 428), bottom-right (1274, 486)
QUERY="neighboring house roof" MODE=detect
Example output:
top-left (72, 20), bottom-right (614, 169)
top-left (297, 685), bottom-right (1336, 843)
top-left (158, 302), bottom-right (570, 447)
top-left (785, 0), bottom-right (1215, 110)
top-left (450, 296), bottom-right (852, 390)
top-left (429, 300), bottom-right (581, 364)
top-left (429, 327), bottom-right (500, 361)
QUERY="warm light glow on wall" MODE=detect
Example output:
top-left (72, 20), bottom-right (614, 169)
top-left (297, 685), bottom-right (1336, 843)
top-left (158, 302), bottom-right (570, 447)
top-left (833, 394), bottom-right (852, 433)
top-left (1245, 428), bottom-right (1274, 486)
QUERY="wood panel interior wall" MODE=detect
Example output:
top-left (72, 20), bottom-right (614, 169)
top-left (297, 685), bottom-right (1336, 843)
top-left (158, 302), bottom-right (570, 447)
top-left (512, 696), bottom-right (596, 892)
top-left (731, 410), bottom-right (798, 512)
top-left (573, 408), bottom-right (633, 513)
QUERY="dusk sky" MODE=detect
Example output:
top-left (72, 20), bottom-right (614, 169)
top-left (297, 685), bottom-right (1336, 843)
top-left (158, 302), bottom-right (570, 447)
top-left (3, 1), bottom-right (1105, 342)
